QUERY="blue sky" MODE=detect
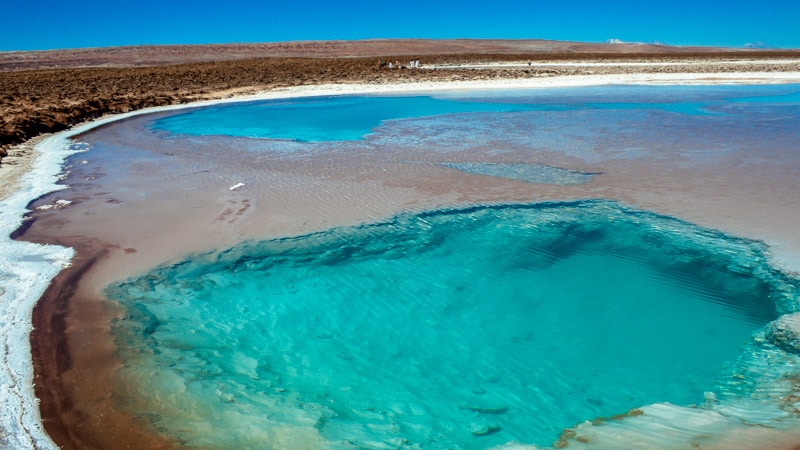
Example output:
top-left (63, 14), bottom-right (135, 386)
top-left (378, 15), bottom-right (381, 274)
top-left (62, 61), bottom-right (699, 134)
top-left (2, 0), bottom-right (799, 51)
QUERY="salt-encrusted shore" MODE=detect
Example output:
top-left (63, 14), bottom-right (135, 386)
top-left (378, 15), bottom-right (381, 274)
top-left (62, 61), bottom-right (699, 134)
top-left (3, 68), bottom-right (800, 448)
top-left (0, 137), bottom-right (75, 449)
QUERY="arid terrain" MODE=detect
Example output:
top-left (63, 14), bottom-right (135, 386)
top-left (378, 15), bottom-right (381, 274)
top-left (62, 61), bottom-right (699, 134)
top-left (2, 39), bottom-right (800, 161)
top-left (0, 38), bottom-right (764, 70)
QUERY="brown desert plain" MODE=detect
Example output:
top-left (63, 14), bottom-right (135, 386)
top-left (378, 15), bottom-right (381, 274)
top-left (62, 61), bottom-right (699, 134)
top-left (3, 39), bottom-right (800, 449)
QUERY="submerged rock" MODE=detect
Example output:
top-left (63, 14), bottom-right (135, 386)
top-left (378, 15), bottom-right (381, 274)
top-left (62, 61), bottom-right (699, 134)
top-left (767, 313), bottom-right (800, 354)
top-left (459, 402), bottom-right (510, 415)
top-left (469, 418), bottom-right (502, 436)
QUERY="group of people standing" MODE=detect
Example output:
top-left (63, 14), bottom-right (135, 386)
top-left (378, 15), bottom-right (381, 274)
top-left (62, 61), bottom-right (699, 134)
top-left (379, 59), bottom-right (421, 70)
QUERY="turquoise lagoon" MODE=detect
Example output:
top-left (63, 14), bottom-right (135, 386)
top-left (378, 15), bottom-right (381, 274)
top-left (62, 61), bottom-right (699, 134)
top-left (149, 85), bottom-right (753, 143)
top-left (106, 85), bottom-right (800, 448)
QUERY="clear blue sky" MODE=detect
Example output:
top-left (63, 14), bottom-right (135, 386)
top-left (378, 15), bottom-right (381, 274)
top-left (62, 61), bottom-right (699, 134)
top-left (2, 0), bottom-right (799, 51)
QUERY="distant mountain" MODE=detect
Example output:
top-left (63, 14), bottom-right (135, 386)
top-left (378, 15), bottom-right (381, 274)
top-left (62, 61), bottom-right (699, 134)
top-left (743, 42), bottom-right (768, 49)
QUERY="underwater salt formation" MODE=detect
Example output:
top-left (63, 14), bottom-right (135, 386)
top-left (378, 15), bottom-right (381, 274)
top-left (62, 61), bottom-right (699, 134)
top-left (107, 201), bottom-right (798, 448)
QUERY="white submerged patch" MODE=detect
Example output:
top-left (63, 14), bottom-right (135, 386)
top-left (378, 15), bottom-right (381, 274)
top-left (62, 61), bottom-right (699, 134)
top-left (35, 199), bottom-right (72, 211)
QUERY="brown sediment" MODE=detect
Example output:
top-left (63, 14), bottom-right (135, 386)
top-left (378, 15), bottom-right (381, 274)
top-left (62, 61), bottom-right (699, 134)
top-left (30, 236), bottom-right (176, 449)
